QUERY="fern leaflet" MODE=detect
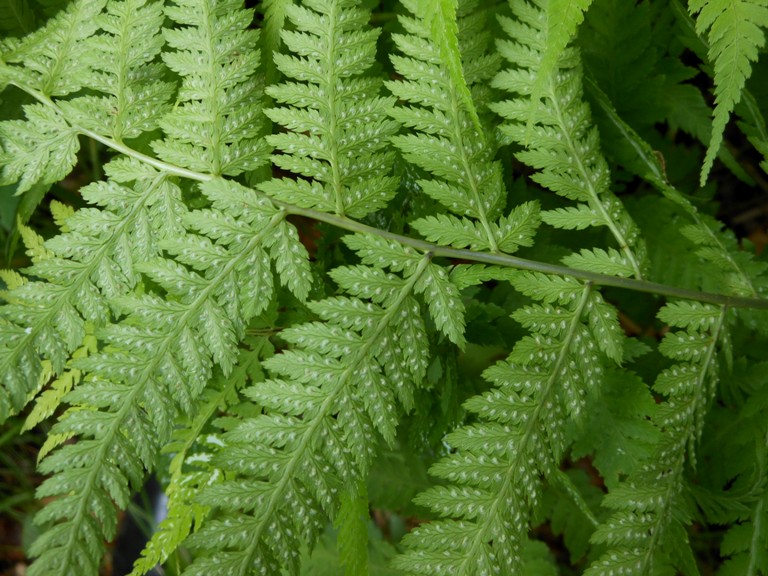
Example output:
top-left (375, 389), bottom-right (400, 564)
top-left (259, 0), bottom-right (398, 217)
top-left (153, 0), bottom-right (268, 176)
top-left (387, 0), bottom-right (542, 256)
top-left (586, 303), bottom-right (727, 575)
top-left (492, 0), bottom-right (646, 279)
top-left (688, 0), bottom-right (768, 184)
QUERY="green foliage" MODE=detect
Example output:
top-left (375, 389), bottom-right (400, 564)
top-left (688, 0), bottom-right (768, 184)
top-left (1, 0), bottom-right (768, 574)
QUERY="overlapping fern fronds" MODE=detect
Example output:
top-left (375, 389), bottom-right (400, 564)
top-left (395, 273), bottom-right (623, 574)
top-left (387, 0), bottom-right (541, 256)
top-left (492, 0), bottom-right (647, 280)
top-left (153, 0), bottom-right (269, 176)
top-left (0, 0), bottom-right (175, 421)
top-left (1, 1), bottom-right (309, 573)
top-left (1, 0), bottom-right (768, 574)
top-left (186, 233), bottom-right (462, 575)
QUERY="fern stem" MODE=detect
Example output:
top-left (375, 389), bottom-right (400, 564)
top-left (6, 82), bottom-right (214, 183)
top-left (281, 204), bottom-right (768, 310)
top-left (11, 83), bottom-right (767, 310)
top-left (586, 74), bottom-right (766, 301)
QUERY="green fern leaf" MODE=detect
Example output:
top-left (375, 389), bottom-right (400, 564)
top-left (28, 178), bottom-right (293, 574)
top-left (572, 368), bottom-right (658, 488)
top-left (0, 0), bottom-right (105, 95)
top-left (152, 0), bottom-right (269, 176)
top-left (688, 0), bottom-right (768, 184)
top-left (261, 0), bottom-right (398, 217)
top-left (259, 0), bottom-right (292, 86)
top-left (412, 0), bottom-right (483, 137)
top-left (411, 201), bottom-right (540, 253)
top-left (396, 275), bottom-right (623, 573)
top-left (492, 0), bottom-right (646, 279)
top-left (130, 344), bottom-right (269, 575)
top-left (387, 0), bottom-right (535, 257)
top-left (530, 0), bottom-right (593, 124)
top-left (0, 103), bottom-right (79, 193)
top-left (62, 0), bottom-right (174, 142)
top-left (0, 170), bottom-right (184, 423)
top-left (585, 303), bottom-right (727, 576)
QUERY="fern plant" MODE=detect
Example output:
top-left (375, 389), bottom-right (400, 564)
top-left (2, 0), bottom-right (768, 574)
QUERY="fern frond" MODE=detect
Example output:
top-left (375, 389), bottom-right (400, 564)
top-left (152, 0), bottom-right (269, 176)
top-left (0, 102), bottom-right (79, 193)
top-left (0, 0), bottom-right (172, 192)
top-left (580, 71), bottom-right (768, 332)
top-left (183, 233), bottom-right (441, 575)
top-left (492, 0), bottom-right (646, 279)
top-left (416, 0), bottom-right (483, 137)
top-left (688, 0), bottom-right (768, 184)
top-left (0, 0), bottom-right (105, 95)
top-left (259, 0), bottom-right (292, 86)
top-left (28, 178), bottom-right (303, 575)
top-left (0, 168), bottom-right (184, 423)
top-left (260, 0), bottom-right (398, 217)
top-left (585, 303), bottom-right (727, 576)
top-left (386, 0), bottom-right (538, 256)
top-left (130, 342), bottom-right (270, 575)
top-left (719, 492), bottom-right (768, 576)
top-left (530, 0), bottom-right (592, 123)
top-left (737, 91), bottom-right (768, 176)
top-left (60, 0), bottom-right (174, 142)
top-left (395, 273), bottom-right (623, 574)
